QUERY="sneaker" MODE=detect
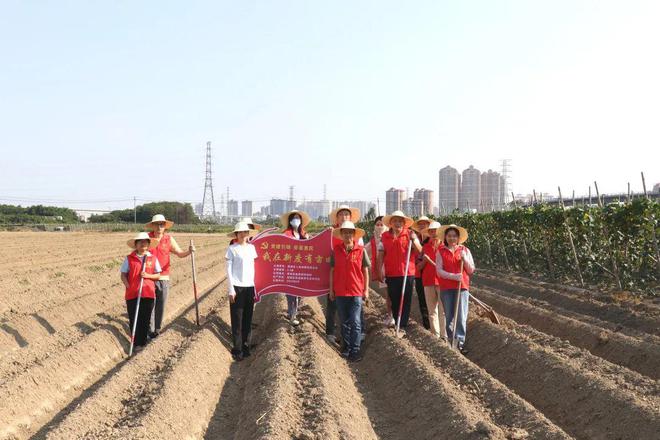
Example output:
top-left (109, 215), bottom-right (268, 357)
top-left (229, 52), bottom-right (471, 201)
top-left (325, 334), bottom-right (337, 344)
top-left (232, 351), bottom-right (244, 361)
top-left (148, 330), bottom-right (159, 339)
top-left (291, 318), bottom-right (300, 326)
top-left (242, 345), bottom-right (251, 358)
top-left (459, 343), bottom-right (469, 355)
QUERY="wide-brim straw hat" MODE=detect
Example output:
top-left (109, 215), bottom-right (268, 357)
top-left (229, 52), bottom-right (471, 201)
top-left (412, 215), bottom-right (432, 233)
top-left (280, 210), bottom-right (311, 229)
top-left (332, 221), bottom-right (366, 240)
top-left (145, 214), bottom-right (174, 230)
top-left (383, 210), bottom-right (414, 228)
top-left (127, 232), bottom-right (160, 249)
top-left (438, 224), bottom-right (468, 244)
top-left (329, 205), bottom-right (361, 225)
top-left (239, 217), bottom-right (262, 231)
top-left (227, 222), bottom-right (258, 238)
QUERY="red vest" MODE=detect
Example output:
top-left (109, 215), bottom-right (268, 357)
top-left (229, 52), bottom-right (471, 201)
top-left (422, 240), bottom-right (441, 287)
top-left (124, 251), bottom-right (158, 300)
top-left (437, 245), bottom-right (470, 290)
top-left (149, 232), bottom-right (172, 276)
top-left (369, 239), bottom-right (379, 279)
top-left (381, 228), bottom-right (416, 277)
top-left (332, 242), bottom-right (366, 297)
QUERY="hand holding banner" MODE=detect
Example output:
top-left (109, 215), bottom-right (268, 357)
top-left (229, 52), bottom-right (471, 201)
top-left (253, 228), bottom-right (332, 302)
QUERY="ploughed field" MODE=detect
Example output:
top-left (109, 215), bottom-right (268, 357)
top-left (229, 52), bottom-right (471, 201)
top-left (0, 232), bottom-right (658, 439)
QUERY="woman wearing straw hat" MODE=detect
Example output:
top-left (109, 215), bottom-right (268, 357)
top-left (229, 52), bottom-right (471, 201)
top-left (146, 214), bottom-right (195, 338)
top-left (412, 216), bottom-right (432, 330)
top-left (225, 222), bottom-right (259, 361)
top-left (329, 221), bottom-right (370, 362)
top-left (418, 221), bottom-right (448, 340)
top-left (326, 205), bottom-right (362, 343)
top-left (435, 224), bottom-right (475, 353)
top-left (229, 217), bottom-right (262, 245)
top-left (376, 210), bottom-right (422, 329)
top-left (120, 232), bottom-right (162, 351)
top-left (281, 209), bottom-right (311, 326)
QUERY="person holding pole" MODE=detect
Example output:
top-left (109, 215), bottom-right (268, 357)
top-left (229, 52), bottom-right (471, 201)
top-left (412, 216), bottom-right (432, 330)
top-left (365, 216), bottom-right (392, 326)
top-left (329, 221), bottom-right (370, 362)
top-left (225, 222), bottom-right (258, 361)
top-left (326, 205), bottom-right (362, 343)
top-left (281, 209), bottom-right (311, 326)
top-left (120, 232), bottom-right (161, 353)
top-left (418, 222), bottom-right (447, 340)
top-left (376, 210), bottom-right (422, 330)
top-left (436, 224), bottom-right (474, 353)
top-left (145, 214), bottom-right (194, 338)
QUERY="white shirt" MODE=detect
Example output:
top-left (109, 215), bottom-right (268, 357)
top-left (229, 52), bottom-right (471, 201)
top-left (225, 243), bottom-right (258, 292)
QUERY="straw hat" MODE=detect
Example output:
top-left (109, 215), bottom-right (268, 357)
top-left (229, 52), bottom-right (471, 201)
top-left (329, 205), bottom-right (361, 225)
top-left (280, 210), bottom-right (311, 229)
top-left (382, 210), bottom-right (414, 228)
top-left (412, 215), bottom-right (432, 233)
top-left (226, 222), bottom-right (258, 238)
top-left (438, 224), bottom-right (468, 244)
top-left (427, 221), bottom-right (441, 230)
top-left (145, 214), bottom-right (174, 230)
top-left (239, 217), bottom-right (262, 231)
top-left (332, 221), bottom-right (366, 240)
top-left (127, 232), bottom-right (160, 249)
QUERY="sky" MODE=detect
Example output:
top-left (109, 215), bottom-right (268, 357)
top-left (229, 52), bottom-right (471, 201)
top-left (0, 0), bottom-right (658, 212)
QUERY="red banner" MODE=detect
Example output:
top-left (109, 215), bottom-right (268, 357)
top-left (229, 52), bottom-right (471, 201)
top-left (253, 228), bottom-right (333, 302)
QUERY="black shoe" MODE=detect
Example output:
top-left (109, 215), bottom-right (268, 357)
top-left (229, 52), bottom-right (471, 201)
top-left (232, 351), bottom-right (244, 362)
top-left (459, 344), bottom-right (469, 355)
top-left (348, 352), bottom-right (363, 362)
top-left (148, 331), bottom-right (159, 339)
top-left (242, 345), bottom-right (251, 358)
top-left (340, 350), bottom-right (350, 358)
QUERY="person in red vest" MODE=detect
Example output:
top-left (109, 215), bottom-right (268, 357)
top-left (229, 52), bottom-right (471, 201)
top-left (281, 209), bottom-right (311, 326)
top-left (412, 216), bottom-right (432, 330)
top-left (329, 221), bottom-right (370, 362)
top-left (436, 224), bottom-right (475, 353)
top-left (416, 221), bottom-right (447, 340)
top-left (375, 210), bottom-right (422, 329)
top-left (326, 205), bottom-right (361, 343)
top-left (365, 216), bottom-right (392, 325)
top-left (120, 232), bottom-right (162, 352)
top-left (145, 214), bottom-right (194, 338)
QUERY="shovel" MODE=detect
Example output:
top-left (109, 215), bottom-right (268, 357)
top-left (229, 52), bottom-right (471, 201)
top-left (395, 236), bottom-right (414, 338)
top-left (468, 292), bottom-right (501, 324)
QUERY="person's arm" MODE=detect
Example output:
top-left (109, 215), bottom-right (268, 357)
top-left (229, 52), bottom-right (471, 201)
top-left (462, 247), bottom-right (476, 275)
top-left (142, 257), bottom-right (162, 280)
top-left (409, 231), bottom-right (423, 253)
top-left (120, 257), bottom-right (130, 288)
top-left (170, 237), bottom-right (193, 258)
top-left (436, 252), bottom-right (462, 281)
top-left (225, 249), bottom-right (237, 302)
top-left (362, 266), bottom-right (370, 301)
top-left (120, 273), bottom-right (129, 289)
top-left (423, 253), bottom-right (437, 266)
top-left (376, 250), bottom-right (384, 282)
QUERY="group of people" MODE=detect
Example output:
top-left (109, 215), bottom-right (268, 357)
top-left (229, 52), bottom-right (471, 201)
top-left (120, 206), bottom-right (475, 359)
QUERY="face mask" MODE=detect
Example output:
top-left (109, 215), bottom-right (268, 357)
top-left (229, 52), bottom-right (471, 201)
top-left (290, 218), bottom-right (302, 228)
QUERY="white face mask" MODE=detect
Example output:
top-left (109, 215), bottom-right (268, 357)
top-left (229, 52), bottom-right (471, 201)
top-left (290, 218), bottom-right (302, 228)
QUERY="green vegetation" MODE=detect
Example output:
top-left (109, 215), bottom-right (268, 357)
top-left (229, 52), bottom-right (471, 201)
top-left (89, 201), bottom-right (199, 224)
top-left (0, 204), bottom-right (80, 224)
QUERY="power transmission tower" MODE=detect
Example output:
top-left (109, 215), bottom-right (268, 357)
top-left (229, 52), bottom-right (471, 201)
top-left (201, 141), bottom-right (217, 220)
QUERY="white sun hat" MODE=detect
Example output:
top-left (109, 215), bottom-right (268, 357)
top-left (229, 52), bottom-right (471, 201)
top-left (127, 232), bottom-right (160, 249)
top-left (240, 217), bottom-right (262, 230)
top-left (382, 210), bottom-right (414, 228)
top-left (332, 221), bottom-right (366, 240)
top-left (145, 214), bottom-right (174, 230)
top-left (227, 222), bottom-right (258, 238)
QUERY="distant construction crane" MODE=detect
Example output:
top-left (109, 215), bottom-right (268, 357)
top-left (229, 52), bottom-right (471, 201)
top-left (201, 141), bottom-right (217, 219)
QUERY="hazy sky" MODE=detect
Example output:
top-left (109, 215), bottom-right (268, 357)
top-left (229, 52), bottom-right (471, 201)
top-left (1, 1), bottom-right (658, 211)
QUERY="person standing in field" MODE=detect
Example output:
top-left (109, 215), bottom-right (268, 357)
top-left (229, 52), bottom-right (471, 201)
top-left (225, 222), bottom-right (258, 361)
top-left (436, 224), bottom-right (475, 353)
top-left (376, 211), bottom-right (422, 330)
top-left (326, 205), bottom-right (361, 344)
top-left (412, 216), bottom-right (432, 330)
top-left (365, 216), bottom-right (393, 326)
top-left (120, 232), bottom-right (162, 352)
top-left (281, 209), bottom-right (311, 326)
top-left (329, 221), bottom-right (370, 362)
top-left (145, 214), bottom-right (194, 338)
top-left (417, 221), bottom-right (448, 340)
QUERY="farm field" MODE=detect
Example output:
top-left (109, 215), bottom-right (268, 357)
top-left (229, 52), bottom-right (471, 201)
top-left (1, 231), bottom-right (659, 439)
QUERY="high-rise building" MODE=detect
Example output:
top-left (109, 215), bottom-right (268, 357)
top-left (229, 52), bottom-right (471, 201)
top-left (298, 200), bottom-right (332, 222)
top-left (270, 199), bottom-right (289, 216)
top-left (480, 170), bottom-right (502, 212)
top-left (241, 200), bottom-right (253, 217)
top-left (460, 165), bottom-right (481, 212)
top-left (332, 201), bottom-right (376, 221)
top-left (413, 188), bottom-right (434, 216)
top-left (386, 188), bottom-right (406, 214)
top-left (402, 197), bottom-right (423, 217)
top-left (438, 166), bottom-right (460, 215)
top-left (227, 200), bottom-right (239, 217)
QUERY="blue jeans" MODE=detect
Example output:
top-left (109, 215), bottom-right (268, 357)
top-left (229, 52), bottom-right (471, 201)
top-left (336, 296), bottom-right (362, 356)
top-left (440, 289), bottom-right (470, 346)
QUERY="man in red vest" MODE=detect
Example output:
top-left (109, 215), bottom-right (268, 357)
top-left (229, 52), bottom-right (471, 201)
top-left (329, 221), bottom-right (370, 362)
top-left (146, 214), bottom-right (195, 338)
top-left (375, 210), bottom-right (422, 329)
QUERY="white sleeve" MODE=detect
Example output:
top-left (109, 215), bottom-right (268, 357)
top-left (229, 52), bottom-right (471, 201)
top-left (463, 248), bottom-right (475, 273)
top-left (225, 248), bottom-right (236, 296)
top-left (120, 257), bottom-right (129, 273)
top-left (154, 258), bottom-right (162, 273)
top-left (250, 244), bottom-right (258, 259)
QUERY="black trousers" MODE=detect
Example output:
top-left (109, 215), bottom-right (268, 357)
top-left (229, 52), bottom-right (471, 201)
top-left (386, 276), bottom-right (414, 328)
top-left (126, 297), bottom-right (155, 347)
top-left (230, 286), bottom-right (255, 354)
top-left (415, 277), bottom-right (431, 329)
top-left (326, 296), bottom-right (337, 336)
